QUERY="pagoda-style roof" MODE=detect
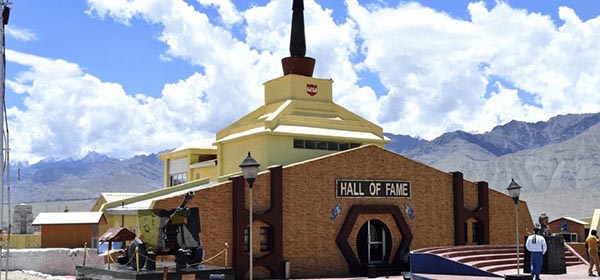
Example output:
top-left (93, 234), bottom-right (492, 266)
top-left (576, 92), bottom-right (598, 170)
top-left (215, 74), bottom-right (388, 145)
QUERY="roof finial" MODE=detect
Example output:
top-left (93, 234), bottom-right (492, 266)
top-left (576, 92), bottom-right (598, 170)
top-left (289, 0), bottom-right (306, 57)
top-left (281, 0), bottom-right (315, 77)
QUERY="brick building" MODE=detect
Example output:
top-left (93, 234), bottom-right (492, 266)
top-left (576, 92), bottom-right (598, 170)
top-left (152, 145), bottom-right (533, 278)
top-left (548, 216), bottom-right (587, 243)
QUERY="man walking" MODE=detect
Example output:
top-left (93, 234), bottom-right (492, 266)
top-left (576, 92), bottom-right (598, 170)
top-left (587, 229), bottom-right (600, 277)
top-left (526, 227), bottom-right (547, 280)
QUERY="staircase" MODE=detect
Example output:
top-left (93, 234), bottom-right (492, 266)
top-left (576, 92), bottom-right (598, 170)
top-left (413, 244), bottom-right (585, 274)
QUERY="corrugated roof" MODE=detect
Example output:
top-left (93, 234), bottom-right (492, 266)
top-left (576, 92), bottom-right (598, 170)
top-left (173, 139), bottom-right (217, 152)
top-left (105, 181), bottom-right (220, 214)
top-left (550, 216), bottom-right (589, 225)
top-left (32, 212), bottom-right (104, 225)
top-left (100, 193), bottom-right (142, 203)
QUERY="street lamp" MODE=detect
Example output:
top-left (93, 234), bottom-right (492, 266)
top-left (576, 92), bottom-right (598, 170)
top-left (507, 179), bottom-right (522, 278)
top-left (239, 152), bottom-right (260, 280)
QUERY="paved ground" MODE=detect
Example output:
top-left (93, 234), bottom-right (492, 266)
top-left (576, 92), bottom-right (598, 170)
top-left (412, 263), bottom-right (594, 279)
top-left (5, 265), bottom-right (597, 280)
top-left (0, 270), bottom-right (74, 280)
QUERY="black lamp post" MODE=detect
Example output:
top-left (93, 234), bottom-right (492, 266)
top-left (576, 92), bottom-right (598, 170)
top-left (239, 152), bottom-right (260, 280)
top-left (505, 179), bottom-right (529, 280)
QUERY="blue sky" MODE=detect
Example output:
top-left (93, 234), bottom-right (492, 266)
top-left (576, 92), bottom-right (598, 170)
top-left (4, 0), bottom-right (600, 163)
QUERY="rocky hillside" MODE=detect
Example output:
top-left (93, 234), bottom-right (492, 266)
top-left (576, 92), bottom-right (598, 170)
top-left (10, 152), bottom-right (162, 203)
top-left (386, 112), bottom-right (600, 219)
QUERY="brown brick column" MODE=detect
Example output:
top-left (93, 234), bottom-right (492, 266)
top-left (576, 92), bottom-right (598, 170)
top-left (232, 175), bottom-right (248, 279)
top-left (452, 172), bottom-right (490, 245)
top-left (232, 166), bottom-right (284, 280)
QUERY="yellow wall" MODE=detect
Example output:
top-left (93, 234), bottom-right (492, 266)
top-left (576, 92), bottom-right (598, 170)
top-left (91, 197), bottom-right (107, 212)
top-left (6, 234), bottom-right (41, 249)
top-left (218, 133), bottom-right (386, 177)
top-left (266, 134), bottom-right (342, 165)
top-left (218, 134), bottom-right (269, 177)
top-left (190, 165), bottom-right (218, 182)
top-left (103, 214), bottom-right (139, 235)
top-left (160, 148), bottom-right (218, 188)
top-left (264, 74), bottom-right (333, 105)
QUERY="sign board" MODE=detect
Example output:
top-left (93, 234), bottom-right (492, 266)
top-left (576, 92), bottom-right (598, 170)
top-left (336, 179), bottom-right (410, 198)
top-left (209, 274), bottom-right (225, 280)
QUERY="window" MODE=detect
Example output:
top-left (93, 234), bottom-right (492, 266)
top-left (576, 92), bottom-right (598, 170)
top-left (339, 143), bottom-right (349, 150)
top-left (327, 142), bottom-right (339, 151)
top-left (293, 139), bottom-right (361, 151)
top-left (244, 228), bottom-right (249, 252)
top-left (170, 172), bottom-right (188, 187)
top-left (472, 221), bottom-right (479, 244)
top-left (316, 141), bottom-right (327, 150)
top-left (260, 227), bottom-right (273, 252)
top-left (293, 139), bottom-right (304, 148)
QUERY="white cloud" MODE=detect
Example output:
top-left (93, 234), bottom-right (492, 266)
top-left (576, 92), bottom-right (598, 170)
top-left (5, 50), bottom-right (213, 163)
top-left (8, 0), bottom-right (600, 163)
top-left (198, 0), bottom-right (242, 26)
top-left (347, 0), bottom-right (600, 138)
top-left (6, 25), bottom-right (37, 41)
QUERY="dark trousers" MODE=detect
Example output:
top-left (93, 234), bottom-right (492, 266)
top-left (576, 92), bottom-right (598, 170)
top-left (530, 251), bottom-right (543, 280)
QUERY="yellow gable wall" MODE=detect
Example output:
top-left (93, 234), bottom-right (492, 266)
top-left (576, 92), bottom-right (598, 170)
top-left (218, 134), bottom-right (269, 178)
top-left (264, 74), bottom-right (333, 105)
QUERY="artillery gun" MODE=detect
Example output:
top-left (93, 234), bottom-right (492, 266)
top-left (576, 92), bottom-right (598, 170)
top-left (108, 191), bottom-right (205, 270)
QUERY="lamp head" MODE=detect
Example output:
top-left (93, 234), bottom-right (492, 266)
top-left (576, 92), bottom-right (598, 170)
top-left (239, 152), bottom-right (260, 187)
top-left (506, 178), bottom-right (522, 204)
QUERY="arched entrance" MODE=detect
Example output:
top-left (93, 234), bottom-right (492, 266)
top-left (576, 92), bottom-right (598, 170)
top-left (356, 219), bottom-right (392, 265)
top-left (336, 205), bottom-right (412, 276)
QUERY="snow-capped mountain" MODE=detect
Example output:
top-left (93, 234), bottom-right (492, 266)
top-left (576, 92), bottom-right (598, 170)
top-left (9, 152), bottom-right (162, 203)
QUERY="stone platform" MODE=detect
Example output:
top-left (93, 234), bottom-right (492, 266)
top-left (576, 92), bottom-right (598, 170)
top-left (76, 263), bottom-right (234, 280)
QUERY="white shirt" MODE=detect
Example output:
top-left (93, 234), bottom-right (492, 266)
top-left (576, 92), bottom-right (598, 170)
top-left (526, 234), bottom-right (547, 254)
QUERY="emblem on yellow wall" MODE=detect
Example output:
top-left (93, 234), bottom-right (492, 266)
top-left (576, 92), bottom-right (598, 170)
top-left (306, 83), bottom-right (318, 96)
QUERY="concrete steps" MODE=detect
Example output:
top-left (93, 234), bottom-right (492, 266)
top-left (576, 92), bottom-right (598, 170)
top-left (413, 244), bottom-right (586, 274)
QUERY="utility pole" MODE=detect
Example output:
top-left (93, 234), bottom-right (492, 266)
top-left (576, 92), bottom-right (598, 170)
top-left (0, 1), bottom-right (10, 277)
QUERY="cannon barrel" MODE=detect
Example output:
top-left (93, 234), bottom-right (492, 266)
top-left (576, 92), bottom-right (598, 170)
top-left (178, 191), bottom-right (195, 209)
top-left (165, 191), bottom-right (196, 225)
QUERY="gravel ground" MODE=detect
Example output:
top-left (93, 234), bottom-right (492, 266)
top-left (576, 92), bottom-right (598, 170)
top-left (0, 270), bottom-right (74, 280)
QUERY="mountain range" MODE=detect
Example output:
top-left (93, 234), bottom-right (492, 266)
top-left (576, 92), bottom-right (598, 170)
top-left (387, 112), bottom-right (600, 220)
top-left (9, 152), bottom-right (162, 203)
top-left (8, 112), bottom-right (600, 220)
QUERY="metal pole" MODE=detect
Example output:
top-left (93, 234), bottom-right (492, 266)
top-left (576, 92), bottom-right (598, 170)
top-left (516, 202), bottom-right (520, 276)
top-left (249, 184), bottom-right (253, 280)
top-left (4, 109), bottom-right (10, 279)
top-left (0, 2), bottom-right (5, 277)
top-left (0, 2), bottom-right (10, 276)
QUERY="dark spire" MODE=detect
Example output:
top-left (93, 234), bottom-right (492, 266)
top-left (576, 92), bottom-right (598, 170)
top-left (289, 0), bottom-right (306, 57)
top-left (281, 0), bottom-right (315, 77)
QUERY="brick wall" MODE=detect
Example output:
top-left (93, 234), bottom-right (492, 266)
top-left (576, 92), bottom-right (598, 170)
top-left (488, 189), bottom-right (533, 244)
top-left (153, 182), bottom-right (234, 267)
